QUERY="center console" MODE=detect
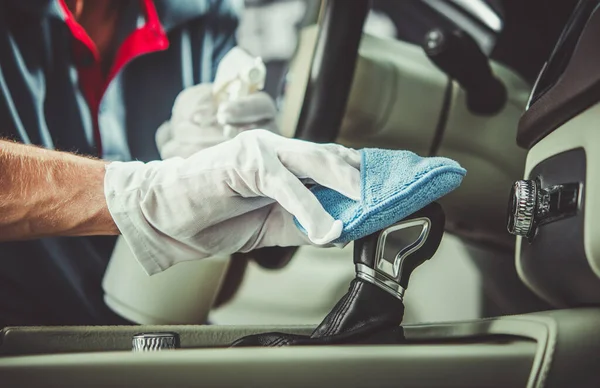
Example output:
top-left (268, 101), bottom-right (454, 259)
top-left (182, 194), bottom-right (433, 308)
top-left (3, 203), bottom-right (600, 387)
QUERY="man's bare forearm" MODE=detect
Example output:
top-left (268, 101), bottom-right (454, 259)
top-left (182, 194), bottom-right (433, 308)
top-left (0, 140), bottom-right (119, 240)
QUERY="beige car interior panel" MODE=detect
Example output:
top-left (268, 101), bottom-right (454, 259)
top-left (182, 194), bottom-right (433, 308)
top-left (279, 25), bottom-right (317, 139)
top-left (337, 33), bottom-right (447, 157)
top-left (0, 343), bottom-right (534, 388)
top-left (3, 308), bottom-right (600, 387)
top-left (436, 62), bottom-right (529, 244)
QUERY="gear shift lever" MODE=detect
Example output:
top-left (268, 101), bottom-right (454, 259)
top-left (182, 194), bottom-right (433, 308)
top-left (231, 203), bottom-right (445, 347)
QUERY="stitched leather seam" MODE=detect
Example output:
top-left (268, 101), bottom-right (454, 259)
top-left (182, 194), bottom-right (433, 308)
top-left (268, 337), bottom-right (285, 347)
top-left (329, 281), bottom-right (361, 336)
top-left (278, 338), bottom-right (290, 347)
top-left (321, 284), bottom-right (356, 337)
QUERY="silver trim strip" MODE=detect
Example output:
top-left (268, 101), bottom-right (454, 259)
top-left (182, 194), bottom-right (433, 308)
top-left (356, 263), bottom-right (406, 301)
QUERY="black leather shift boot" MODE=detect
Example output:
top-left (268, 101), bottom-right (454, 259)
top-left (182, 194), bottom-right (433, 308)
top-left (230, 278), bottom-right (404, 347)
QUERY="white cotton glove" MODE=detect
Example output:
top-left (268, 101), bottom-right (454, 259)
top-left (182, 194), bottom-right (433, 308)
top-left (155, 83), bottom-right (277, 159)
top-left (105, 129), bottom-right (361, 275)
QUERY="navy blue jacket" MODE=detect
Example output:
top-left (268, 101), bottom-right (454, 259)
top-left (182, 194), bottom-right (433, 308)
top-left (0, 0), bottom-right (238, 325)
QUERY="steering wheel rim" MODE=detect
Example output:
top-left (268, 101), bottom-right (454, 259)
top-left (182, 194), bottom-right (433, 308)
top-left (251, 0), bottom-right (370, 270)
top-left (295, 0), bottom-right (370, 142)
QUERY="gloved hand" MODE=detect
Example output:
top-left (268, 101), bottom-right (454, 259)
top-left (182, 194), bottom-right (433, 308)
top-left (105, 130), bottom-right (360, 275)
top-left (155, 83), bottom-right (277, 159)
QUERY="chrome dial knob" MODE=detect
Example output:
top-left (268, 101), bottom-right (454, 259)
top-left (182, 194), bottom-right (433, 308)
top-left (507, 179), bottom-right (580, 240)
top-left (132, 332), bottom-right (180, 352)
top-left (507, 180), bottom-right (537, 237)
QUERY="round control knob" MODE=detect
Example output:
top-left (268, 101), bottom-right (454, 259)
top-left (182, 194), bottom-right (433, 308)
top-left (507, 180), bottom-right (537, 237)
top-left (132, 332), bottom-right (180, 352)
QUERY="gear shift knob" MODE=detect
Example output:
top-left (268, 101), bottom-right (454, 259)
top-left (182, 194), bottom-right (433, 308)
top-left (354, 202), bottom-right (445, 300)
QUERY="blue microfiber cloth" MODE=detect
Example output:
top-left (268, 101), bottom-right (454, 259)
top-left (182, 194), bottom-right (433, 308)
top-left (296, 149), bottom-right (466, 243)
